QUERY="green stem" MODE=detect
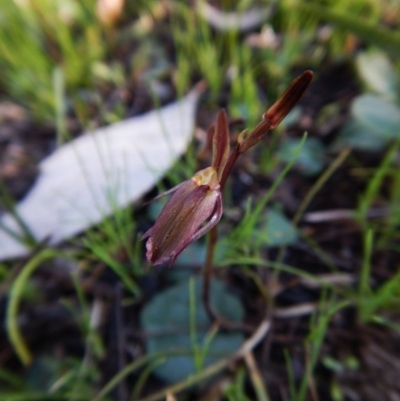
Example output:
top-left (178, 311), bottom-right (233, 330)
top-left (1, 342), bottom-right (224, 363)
top-left (202, 225), bottom-right (218, 322)
top-left (6, 248), bottom-right (58, 365)
top-left (292, 147), bottom-right (352, 226)
top-left (277, 146), bottom-right (351, 264)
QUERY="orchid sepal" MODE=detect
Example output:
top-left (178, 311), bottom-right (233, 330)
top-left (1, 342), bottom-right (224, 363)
top-left (212, 109), bottom-right (230, 180)
top-left (142, 181), bottom-right (187, 206)
top-left (142, 167), bottom-right (222, 266)
top-left (165, 194), bottom-right (222, 267)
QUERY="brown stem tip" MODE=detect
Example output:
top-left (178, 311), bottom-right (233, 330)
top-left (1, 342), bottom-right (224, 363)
top-left (264, 70), bottom-right (313, 129)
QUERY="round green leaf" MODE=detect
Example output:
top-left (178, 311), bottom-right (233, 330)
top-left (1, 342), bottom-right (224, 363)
top-left (278, 138), bottom-right (325, 176)
top-left (175, 243), bottom-right (207, 267)
top-left (140, 277), bottom-right (244, 383)
top-left (335, 119), bottom-right (387, 151)
top-left (356, 51), bottom-right (398, 99)
top-left (262, 209), bottom-right (298, 247)
top-left (351, 95), bottom-right (400, 140)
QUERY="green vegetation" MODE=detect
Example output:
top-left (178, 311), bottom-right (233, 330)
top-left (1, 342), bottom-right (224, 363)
top-left (1, 0), bottom-right (400, 400)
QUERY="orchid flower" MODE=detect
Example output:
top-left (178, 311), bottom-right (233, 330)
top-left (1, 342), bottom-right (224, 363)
top-left (142, 71), bottom-right (313, 266)
top-left (142, 110), bottom-right (230, 266)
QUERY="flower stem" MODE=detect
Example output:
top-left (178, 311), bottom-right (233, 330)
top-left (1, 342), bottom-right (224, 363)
top-left (202, 224), bottom-right (218, 321)
top-left (219, 143), bottom-right (240, 190)
top-left (202, 223), bottom-right (254, 332)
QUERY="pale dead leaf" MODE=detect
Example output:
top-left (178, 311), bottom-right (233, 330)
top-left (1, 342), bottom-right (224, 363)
top-left (274, 303), bottom-right (317, 319)
top-left (300, 273), bottom-right (355, 289)
top-left (0, 87), bottom-right (202, 260)
top-left (303, 207), bottom-right (389, 223)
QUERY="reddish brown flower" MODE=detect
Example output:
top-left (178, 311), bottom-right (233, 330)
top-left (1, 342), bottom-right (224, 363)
top-left (142, 71), bottom-right (313, 267)
top-left (142, 167), bottom-right (222, 266)
top-left (141, 110), bottom-right (231, 266)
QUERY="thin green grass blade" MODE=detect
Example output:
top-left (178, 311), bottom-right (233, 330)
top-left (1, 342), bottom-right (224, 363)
top-left (6, 248), bottom-right (58, 366)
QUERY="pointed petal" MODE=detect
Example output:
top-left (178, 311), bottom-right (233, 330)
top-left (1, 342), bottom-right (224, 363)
top-left (264, 70), bottom-right (313, 129)
top-left (238, 71), bottom-right (313, 153)
top-left (141, 179), bottom-right (196, 246)
top-left (212, 109), bottom-right (230, 180)
top-left (141, 227), bottom-right (152, 240)
top-left (142, 181), bottom-right (187, 206)
top-left (146, 186), bottom-right (220, 266)
top-left (168, 192), bottom-right (223, 266)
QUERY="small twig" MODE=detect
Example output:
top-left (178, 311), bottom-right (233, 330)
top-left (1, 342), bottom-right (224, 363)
top-left (303, 206), bottom-right (392, 223)
top-left (202, 225), bottom-right (254, 332)
top-left (83, 297), bottom-right (107, 365)
top-left (273, 303), bottom-right (317, 319)
top-left (244, 351), bottom-right (271, 401)
top-left (306, 346), bottom-right (320, 401)
top-left (300, 273), bottom-right (355, 289)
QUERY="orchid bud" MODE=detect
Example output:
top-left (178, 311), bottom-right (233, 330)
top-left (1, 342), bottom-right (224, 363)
top-left (264, 70), bottom-right (314, 129)
top-left (239, 70), bottom-right (313, 153)
top-left (142, 167), bottom-right (222, 267)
